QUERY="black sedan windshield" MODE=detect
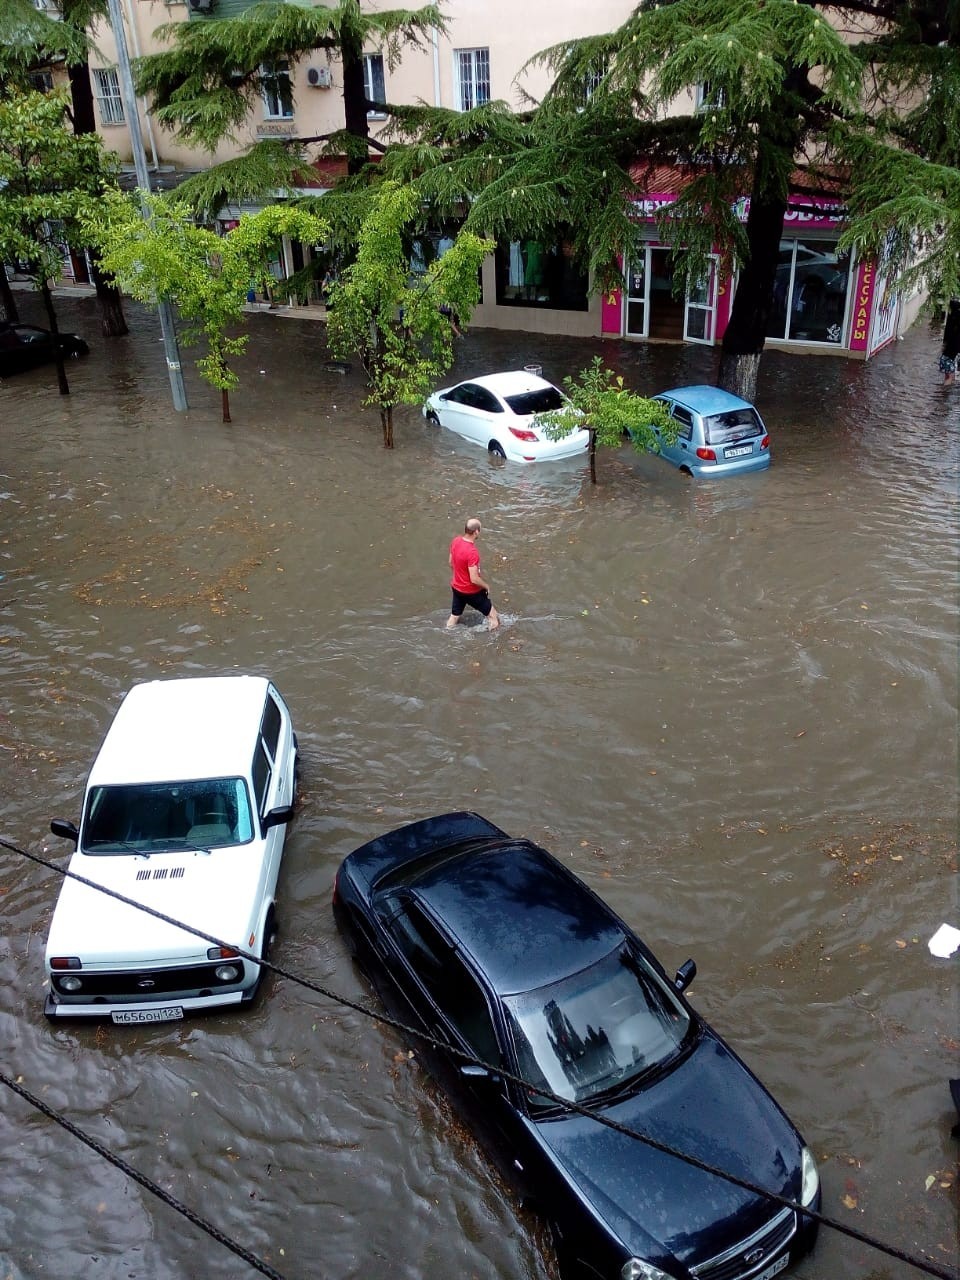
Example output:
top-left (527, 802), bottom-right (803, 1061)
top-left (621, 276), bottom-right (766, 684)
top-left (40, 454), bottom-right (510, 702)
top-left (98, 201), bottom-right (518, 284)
top-left (504, 948), bottom-right (690, 1108)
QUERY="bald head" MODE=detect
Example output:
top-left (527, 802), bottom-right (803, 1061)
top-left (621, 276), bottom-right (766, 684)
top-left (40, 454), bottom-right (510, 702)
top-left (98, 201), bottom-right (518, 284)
top-left (464, 518), bottom-right (482, 535)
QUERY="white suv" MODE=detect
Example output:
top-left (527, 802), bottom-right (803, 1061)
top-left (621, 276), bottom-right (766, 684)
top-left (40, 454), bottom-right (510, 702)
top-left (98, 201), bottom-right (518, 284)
top-left (45, 675), bottom-right (298, 1023)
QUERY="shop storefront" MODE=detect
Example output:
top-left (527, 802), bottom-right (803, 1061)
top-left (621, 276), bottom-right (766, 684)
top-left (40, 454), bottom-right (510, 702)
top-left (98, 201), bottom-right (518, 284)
top-left (600, 192), bottom-right (901, 360)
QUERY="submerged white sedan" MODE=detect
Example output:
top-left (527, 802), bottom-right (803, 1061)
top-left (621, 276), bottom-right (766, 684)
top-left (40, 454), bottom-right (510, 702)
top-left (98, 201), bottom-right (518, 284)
top-left (423, 370), bottom-right (590, 464)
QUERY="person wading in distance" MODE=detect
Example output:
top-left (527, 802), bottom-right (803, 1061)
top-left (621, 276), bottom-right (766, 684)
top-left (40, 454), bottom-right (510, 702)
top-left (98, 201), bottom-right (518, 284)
top-left (446, 518), bottom-right (501, 630)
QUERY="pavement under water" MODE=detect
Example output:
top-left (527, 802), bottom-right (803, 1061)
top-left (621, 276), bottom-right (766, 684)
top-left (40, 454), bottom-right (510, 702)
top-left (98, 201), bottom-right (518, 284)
top-left (0, 294), bottom-right (957, 1280)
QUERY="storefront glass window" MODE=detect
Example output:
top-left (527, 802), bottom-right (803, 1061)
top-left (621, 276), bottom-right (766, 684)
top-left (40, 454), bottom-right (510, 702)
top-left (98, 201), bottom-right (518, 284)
top-left (769, 239), bottom-right (851, 344)
top-left (495, 238), bottom-right (588, 311)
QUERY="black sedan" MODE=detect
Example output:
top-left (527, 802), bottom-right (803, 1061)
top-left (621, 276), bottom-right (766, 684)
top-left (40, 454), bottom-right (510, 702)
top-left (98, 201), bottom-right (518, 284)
top-left (0, 323), bottom-right (89, 377)
top-left (334, 812), bottom-right (820, 1280)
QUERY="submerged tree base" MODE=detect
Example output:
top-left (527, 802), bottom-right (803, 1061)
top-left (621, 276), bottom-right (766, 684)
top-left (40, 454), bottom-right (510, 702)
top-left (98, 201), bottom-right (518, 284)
top-left (717, 350), bottom-right (763, 404)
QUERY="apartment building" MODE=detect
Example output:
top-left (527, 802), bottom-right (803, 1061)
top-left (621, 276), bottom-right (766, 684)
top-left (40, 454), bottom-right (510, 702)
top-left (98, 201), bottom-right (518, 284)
top-left (79, 0), bottom-right (913, 358)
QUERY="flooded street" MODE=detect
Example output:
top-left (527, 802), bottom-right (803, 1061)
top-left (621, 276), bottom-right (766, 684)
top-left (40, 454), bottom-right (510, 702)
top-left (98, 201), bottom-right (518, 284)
top-left (0, 294), bottom-right (957, 1280)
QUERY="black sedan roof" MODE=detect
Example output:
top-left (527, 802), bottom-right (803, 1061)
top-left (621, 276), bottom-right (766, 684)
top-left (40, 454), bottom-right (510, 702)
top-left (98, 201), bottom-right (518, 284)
top-left (403, 839), bottom-right (627, 996)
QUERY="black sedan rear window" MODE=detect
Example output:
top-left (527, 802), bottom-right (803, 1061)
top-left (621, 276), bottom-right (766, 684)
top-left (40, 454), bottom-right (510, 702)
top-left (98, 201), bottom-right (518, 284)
top-left (504, 386), bottom-right (566, 416)
top-left (703, 408), bottom-right (763, 445)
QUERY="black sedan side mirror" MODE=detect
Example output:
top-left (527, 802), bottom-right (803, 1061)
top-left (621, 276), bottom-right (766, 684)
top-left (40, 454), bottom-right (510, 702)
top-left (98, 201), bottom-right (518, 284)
top-left (50, 818), bottom-right (79, 844)
top-left (262, 804), bottom-right (294, 832)
top-left (674, 959), bottom-right (697, 992)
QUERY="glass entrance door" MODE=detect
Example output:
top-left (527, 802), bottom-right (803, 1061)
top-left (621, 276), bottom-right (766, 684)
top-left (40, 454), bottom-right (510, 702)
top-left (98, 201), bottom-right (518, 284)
top-left (624, 252), bottom-right (649, 338)
top-left (684, 258), bottom-right (718, 344)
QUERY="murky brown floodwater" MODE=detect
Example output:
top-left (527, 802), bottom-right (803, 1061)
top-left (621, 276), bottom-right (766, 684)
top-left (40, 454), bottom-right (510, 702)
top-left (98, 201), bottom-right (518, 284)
top-left (1, 294), bottom-right (957, 1280)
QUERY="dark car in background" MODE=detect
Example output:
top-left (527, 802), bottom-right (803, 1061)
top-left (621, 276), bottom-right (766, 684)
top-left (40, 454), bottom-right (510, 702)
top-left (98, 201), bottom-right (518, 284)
top-left (0, 323), bottom-right (89, 377)
top-left (334, 811), bottom-right (820, 1280)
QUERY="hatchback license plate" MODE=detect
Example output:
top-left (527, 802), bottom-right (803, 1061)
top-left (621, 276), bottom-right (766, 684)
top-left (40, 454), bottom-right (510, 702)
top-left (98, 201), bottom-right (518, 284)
top-left (725, 444), bottom-right (752, 458)
top-left (112, 1006), bottom-right (183, 1024)
top-left (756, 1254), bottom-right (790, 1280)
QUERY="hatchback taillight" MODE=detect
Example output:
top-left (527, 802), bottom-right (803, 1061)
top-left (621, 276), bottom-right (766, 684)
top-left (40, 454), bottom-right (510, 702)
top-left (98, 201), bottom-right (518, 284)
top-left (761, 435), bottom-right (770, 450)
top-left (696, 447), bottom-right (716, 461)
top-left (509, 427), bottom-right (539, 442)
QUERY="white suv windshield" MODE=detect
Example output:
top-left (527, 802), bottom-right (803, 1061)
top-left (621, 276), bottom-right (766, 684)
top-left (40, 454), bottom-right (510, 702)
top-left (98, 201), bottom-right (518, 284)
top-left (82, 778), bottom-right (253, 853)
top-left (503, 947), bottom-right (690, 1110)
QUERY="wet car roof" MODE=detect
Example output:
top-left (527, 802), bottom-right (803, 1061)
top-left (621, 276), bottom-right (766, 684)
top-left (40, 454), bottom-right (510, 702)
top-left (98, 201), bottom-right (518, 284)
top-left (660, 385), bottom-right (757, 416)
top-left (408, 840), bottom-right (626, 996)
top-left (88, 675), bottom-right (271, 786)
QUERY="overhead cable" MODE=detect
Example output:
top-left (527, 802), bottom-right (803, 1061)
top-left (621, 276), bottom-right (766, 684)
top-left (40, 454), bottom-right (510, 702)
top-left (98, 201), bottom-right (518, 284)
top-left (2, 833), bottom-right (957, 1280)
top-left (0, 1067), bottom-right (289, 1280)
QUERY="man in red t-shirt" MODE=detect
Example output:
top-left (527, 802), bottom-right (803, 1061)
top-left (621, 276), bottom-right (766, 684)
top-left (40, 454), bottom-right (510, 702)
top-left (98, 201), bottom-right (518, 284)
top-left (446, 517), bottom-right (500, 629)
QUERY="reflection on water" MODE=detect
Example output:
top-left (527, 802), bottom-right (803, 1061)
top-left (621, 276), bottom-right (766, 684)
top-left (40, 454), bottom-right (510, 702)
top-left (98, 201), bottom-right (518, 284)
top-left (0, 296), bottom-right (957, 1280)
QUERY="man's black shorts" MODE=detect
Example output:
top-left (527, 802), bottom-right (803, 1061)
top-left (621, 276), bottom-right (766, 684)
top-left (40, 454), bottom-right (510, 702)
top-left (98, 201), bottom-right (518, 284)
top-left (450, 587), bottom-right (492, 617)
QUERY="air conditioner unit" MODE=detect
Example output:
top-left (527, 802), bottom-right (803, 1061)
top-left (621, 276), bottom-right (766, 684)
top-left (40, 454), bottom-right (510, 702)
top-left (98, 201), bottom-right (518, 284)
top-left (306, 65), bottom-right (333, 89)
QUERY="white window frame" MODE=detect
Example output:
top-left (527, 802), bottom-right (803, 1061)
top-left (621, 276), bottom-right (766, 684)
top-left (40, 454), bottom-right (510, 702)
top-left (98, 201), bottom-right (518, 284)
top-left (584, 58), bottom-right (608, 101)
top-left (92, 67), bottom-right (124, 126)
top-left (454, 47), bottom-right (490, 112)
top-left (695, 82), bottom-right (726, 112)
top-left (363, 53), bottom-right (387, 119)
top-left (261, 61), bottom-right (294, 120)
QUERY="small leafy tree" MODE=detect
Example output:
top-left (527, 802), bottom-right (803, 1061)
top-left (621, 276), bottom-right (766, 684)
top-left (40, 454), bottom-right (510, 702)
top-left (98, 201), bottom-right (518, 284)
top-left (0, 87), bottom-right (113, 394)
top-left (92, 196), bottom-right (330, 420)
top-left (325, 180), bottom-right (493, 448)
top-left (539, 356), bottom-right (676, 485)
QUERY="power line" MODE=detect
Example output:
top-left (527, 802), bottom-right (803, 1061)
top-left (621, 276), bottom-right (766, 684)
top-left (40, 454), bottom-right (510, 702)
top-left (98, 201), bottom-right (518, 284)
top-left (0, 1068), bottom-right (289, 1280)
top-left (2, 833), bottom-right (957, 1280)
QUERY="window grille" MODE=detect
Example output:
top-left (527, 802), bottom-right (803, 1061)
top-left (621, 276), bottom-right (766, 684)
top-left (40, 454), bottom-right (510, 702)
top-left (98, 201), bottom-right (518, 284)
top-left (92, 68), bottom-right (124, 125)
top-left (454, 48), bottom-right (491, 112)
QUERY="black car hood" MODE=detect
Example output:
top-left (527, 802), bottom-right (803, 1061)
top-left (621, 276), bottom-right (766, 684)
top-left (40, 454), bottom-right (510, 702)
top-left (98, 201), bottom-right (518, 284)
top-left (533, 1028), bottom-right (803, 1268)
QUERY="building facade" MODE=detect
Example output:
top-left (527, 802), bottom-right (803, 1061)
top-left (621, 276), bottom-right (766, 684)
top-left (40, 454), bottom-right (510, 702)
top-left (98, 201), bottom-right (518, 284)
top-left (75, 0), bottom-right (917, 358)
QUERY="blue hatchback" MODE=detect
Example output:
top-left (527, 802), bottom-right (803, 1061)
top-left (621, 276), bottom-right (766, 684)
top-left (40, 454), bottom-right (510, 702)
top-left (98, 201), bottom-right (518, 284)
top-left (640, 385), bottom-right (771, 478)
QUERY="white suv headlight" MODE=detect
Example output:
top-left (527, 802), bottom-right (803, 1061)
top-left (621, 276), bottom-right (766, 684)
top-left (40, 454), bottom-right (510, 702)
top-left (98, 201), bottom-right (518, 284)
top-left (801, 1145), bottom-right (820, 1206)
top-left (621, 1261), bottom-right (677, 1280)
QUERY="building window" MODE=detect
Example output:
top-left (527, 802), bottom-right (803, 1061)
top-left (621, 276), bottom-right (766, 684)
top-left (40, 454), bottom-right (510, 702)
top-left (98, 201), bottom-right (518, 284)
top-left (584, 58), bottom-right (608, 101)
top-left (695, 82), bottom-right (726, 111)
top-left (454, 48), bottom-right (490, 112)
top-left (768, 238), bottom-right (851, 345)
top-left (261, 61), bottom-right (293, 120)
top-left (495, 236), bottom-right (588, 311)
top-left (364, 53), bottom-right (386, 118)
top-left (92, 68), bottom-right (124, 126)
top-left (28, 70), bottom-right (55, 93)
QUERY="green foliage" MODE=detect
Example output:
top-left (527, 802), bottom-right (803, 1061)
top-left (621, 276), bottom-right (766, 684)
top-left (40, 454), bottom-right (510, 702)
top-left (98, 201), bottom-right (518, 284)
top-left (172, 140), bottom-right (319, 220)
top-left (538, 356), bottom-right (675, 482)
top-left (134, 0), bottom-right (445, 150)
top-left (90, 193), bottom-right (330, 398)
top-left (0, 0), bottom-right (89, 81)
top-left (325, 180), bottom-right (493, 446)
top-left (0, 88), bottom-right (112, 287)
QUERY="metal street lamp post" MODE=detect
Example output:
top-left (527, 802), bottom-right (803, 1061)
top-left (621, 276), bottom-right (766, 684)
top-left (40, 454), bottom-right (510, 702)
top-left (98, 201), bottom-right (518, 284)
top-left (104, 0), bottom-right (188, 412)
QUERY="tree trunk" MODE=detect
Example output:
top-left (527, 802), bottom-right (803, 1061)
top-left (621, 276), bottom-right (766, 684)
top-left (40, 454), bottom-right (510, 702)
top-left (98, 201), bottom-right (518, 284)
top-left (716, 77), bottom-right (804, 402)
top-left (716, 187), bottom-right (786, 403)
top-left (589, 430), bottom-right (598, 484)
top-left (68, 59), bottom-right (129, 337)
top-left (381, 405), bottom-right (394, 448)
top-left (40, 280), bottom-right (70, 395)
top-left (222, 387), bottom-right (232, 423)
top-left (0, 268), bottom-right (18, 325)
top-left (91, 259), bottom-right (129, 337)
top-left (340, 28), bottom-right (371, 176)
